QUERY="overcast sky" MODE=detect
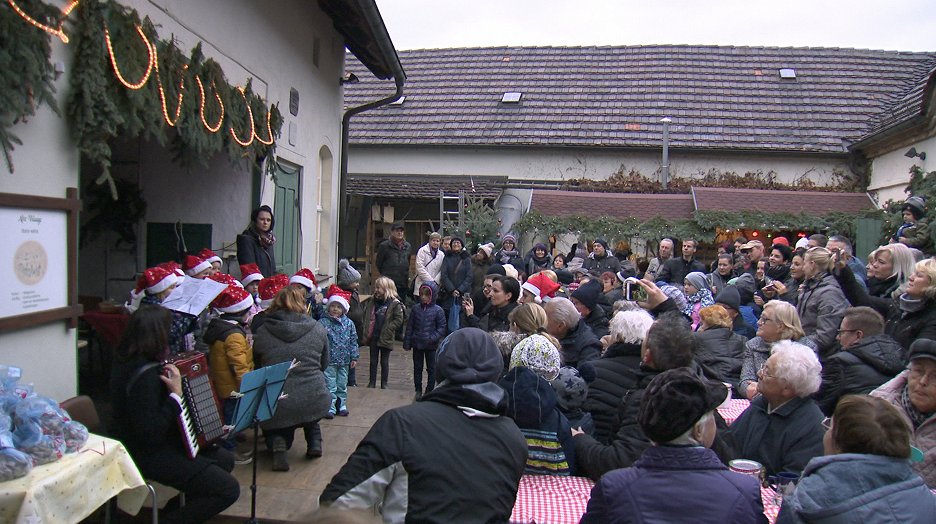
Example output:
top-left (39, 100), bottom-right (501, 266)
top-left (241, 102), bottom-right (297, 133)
top-left (376, 0), bottom-right (936, 53)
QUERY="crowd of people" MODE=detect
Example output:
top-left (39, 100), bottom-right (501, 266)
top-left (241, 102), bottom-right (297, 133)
top-left (111, 199), bottom-right (936, 522)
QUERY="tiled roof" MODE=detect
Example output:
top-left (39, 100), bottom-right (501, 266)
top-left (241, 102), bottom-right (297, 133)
top-left (347, 174), bottom-right (506, 199)
top-left (692, 187), bottom-right (874, 214)
top-left (863, 60), bottom-right (936, 139)
top-left (531, 187), bottom-right (874, 220)
top-left (531, 190), bottom-right (696, 220)
top-left (346, 46), bottom-right (936, 154)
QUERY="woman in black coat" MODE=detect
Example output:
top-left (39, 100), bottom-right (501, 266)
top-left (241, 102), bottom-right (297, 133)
top-left (693, 304), bottom-right (748, 395)
top-left (237, 205), bottom-right (276, 277)
top-left (439, 236), bottom-right (473, 310)
top-left (110, 306), bottom-right (239, 523)
top-left (834, 257), bottom-right (936, 355)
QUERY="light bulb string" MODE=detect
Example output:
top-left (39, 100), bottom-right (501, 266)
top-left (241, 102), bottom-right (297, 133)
top-left (230, 86), bottom-right (255, 146)
top-left (6, 0), bottom-right (78, 44)
top-left (104, 22), bottom-right (154, 90)
top-left (196, 76), bottom-right (224, 133)
top-left (153, 43), bottom-right (186, 127)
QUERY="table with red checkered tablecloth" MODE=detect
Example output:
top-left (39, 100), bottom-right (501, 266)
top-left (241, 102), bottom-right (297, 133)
top-left (717, 398), bottom-right (751, 425)
top-left (510, 474), bottom-right (784, 523)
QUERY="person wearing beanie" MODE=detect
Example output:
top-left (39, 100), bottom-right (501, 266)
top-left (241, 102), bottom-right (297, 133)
top-left (471, 242), bottom-right (495, 298)
top-left (509, 333), bottom-right (562, 381)
top-left (581, 368), bottom-right (765, 524)
top-left (321, 328), bottom-right (527, 522)
top-left (439, 236), bottom-right (473, 328)
top-left (251, 273), bottom-right (290, 334)
top-left (493, 234), bottom-right (523, 268)
top-left (403, 281), bottom-right (446, 400)
top-left (183, 254), bottom-right (213, 279)
top-left (584, 239), bottom-right (621, 275)
top-left (522, 242), bottom-right (553, 278)
top-left (321, 286), bottom-right (359, 419)
top-left (714, 285), bottom-right (756, 339)
top-left (520, 272), bottom-right (561, 304)
top-left (337, 259), bottom-right (364, 386)
top-left (551, 366), bottom-right (594, 435)
top-left (137, 266), bottom-right (202, 355)
top-left (682, 271), bottom-right (715, 331)
top-left (199, 248), bottom-right (223, 275)
top-left (571, 279), bottom-right (610, 339)
top-left (893, 196), bottom-right (933, 255)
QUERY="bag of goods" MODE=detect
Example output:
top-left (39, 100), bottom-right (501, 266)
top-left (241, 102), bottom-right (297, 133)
top-left (0, 413), bottom-right (32, 481)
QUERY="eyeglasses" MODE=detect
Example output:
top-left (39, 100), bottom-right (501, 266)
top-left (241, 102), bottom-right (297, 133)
top-left (836, 329), bottom-right (859, 335)
top-left (821, 417), bottom-right (832, 432)
top-left (758, 362), bottom-right (775, 379)
top-left (757, 316), bottom-right (775, 325)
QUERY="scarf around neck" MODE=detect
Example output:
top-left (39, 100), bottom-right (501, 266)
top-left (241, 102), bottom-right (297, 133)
top-left (899, 293), bottom-right (927, 314)
top-left (249, 224), bottom-right (276, 248)
top-left (901, 382), bottom-right (932, 428)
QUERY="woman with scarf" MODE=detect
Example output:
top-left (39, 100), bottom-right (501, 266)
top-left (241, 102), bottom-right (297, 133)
top-left (493, 234), bottom-right (523, 269)
top-left (237, 205), bottom-right (276, 277)
top-left (796, 247), bottom-right (850, 359)
top-left (682, 271), bottom-right (714, 331)
top-left (863, 243), bottom-right (916, 299)
top-left (523, 243), bottom-right (552, 278)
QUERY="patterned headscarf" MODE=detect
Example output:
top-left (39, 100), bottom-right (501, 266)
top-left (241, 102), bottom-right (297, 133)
top-left (509, 334), bottom-right (562, 381)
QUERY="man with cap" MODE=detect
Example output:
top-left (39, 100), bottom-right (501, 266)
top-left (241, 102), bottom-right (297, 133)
top-left (376, 222), bottom-right (412, 303)
top-left (735, 239), bottom-right (766, 277)
top-left (893, 196), bottom-right (933, 255)
top-left (584, 239), bottom-right (621, 275)
top-left (871, 338), bottom-right (936, 487)
top-left (656, 238), bottom-right (707, 285)
top-left (581, 368), bottom-right (765, 523)
top-left (320, 328), bottom-right (528, 521)
top-left (714, 286), bottom-right (756, 339)
top-left (570, 279), bottom-right (610, 339)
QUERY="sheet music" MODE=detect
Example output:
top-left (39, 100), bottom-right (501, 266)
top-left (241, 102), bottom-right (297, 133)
top-left (230, 361), bottom-right (293, 434)
top-left (160, 276), bottom-right (227, 315)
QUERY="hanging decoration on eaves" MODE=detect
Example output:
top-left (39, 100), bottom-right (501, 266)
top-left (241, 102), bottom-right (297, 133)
top-left (2, 0), bottom-right (283, 198)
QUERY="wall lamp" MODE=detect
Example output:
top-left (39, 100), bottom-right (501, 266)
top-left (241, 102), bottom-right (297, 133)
top-left (905, 147), bottom-right (926, 161)
top-left (339, 73), bottom-right (359, 86)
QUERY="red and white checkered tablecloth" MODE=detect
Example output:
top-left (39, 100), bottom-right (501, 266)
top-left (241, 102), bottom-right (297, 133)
top-left (761, 486), bottom-right (781, 523)
top-left (718, 398), bottom-right (751, 425)
top-left (510, 474), bottom-right (594, 524)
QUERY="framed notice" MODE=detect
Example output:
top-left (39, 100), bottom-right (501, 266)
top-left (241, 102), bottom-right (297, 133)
top-left (0, 189), bottom-right (82, 331)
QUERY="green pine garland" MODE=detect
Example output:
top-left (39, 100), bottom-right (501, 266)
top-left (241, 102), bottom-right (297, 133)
top-left (0, 0), bottom-right (61, 172)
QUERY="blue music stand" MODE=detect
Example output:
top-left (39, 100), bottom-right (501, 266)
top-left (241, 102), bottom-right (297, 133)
top-left (230, 361), bottom-right (292, 524)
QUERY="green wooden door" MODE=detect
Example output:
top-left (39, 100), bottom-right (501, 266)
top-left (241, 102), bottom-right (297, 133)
top-left (273, 163), bottom-right (300, 275)
top-left (855, 218), bottom-right (882, 262)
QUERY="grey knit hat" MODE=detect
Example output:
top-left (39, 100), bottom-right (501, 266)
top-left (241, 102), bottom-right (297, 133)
top-left (337, 259), bottom-right (361, 287)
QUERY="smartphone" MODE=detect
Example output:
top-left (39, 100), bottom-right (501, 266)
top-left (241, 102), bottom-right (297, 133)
top-left (624, 280), bottom-right (647, 302)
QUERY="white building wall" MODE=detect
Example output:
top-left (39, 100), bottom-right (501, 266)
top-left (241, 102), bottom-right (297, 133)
top-left (1, 0), bottom-right (353, 400)
top-left (0, 42), bottom-right (79, 401)
top-left (867, 136), bottom-right (936, 205)
top-left (349, 145), bottom-right (851, 187)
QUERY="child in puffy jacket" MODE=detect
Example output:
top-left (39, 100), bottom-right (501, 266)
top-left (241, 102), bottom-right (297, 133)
top-left (403, 282), bottom-right (446, 400)
top-left (321, 286), bottom-right (359, 417)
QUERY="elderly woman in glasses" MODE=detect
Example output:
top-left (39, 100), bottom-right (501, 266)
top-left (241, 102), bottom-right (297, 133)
top-left (739, 300), bottom-right (818, 400)
top-left (871, 338), bottom-right (936, 488)
top-left (777, 395), bottom-right (936, 523)
top-left (727, 340), bottom-right (825, 476)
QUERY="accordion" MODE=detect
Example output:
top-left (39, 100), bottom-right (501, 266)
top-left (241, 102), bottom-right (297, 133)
top-left (168, 352), bottom-right (225, 459)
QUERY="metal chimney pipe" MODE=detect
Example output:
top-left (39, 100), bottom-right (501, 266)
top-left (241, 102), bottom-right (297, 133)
top-left (660, 117), bottom-right (671, 189)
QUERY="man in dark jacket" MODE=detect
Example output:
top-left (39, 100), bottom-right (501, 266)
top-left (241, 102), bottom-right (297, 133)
top-left (584, 238), bottom-right (621, 275)
top-left (375, 222), bottom-right (412, 302)
top-left (573, 313), bottom-right (699, 480)
top-left (320, 328), bottom-right (527, 522)
top-left (570, 279), bottom-right (610, 339)
top-left (544, 297), bottom-right (602, 369)
top-left (715, 286), bottom-right (756, 339)
top-left (814, 307), bottom-right (904, 415)
top-left (656, 238), bottom-right (707, 285)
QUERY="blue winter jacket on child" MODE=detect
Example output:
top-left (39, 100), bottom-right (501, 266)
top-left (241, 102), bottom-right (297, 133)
top-left (403, 282), bottom-right (447, 351)
top-left (321, 314), bottom-right (359, 366)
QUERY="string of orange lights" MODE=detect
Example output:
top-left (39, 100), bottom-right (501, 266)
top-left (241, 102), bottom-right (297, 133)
top-left (195, 76), bottom-right (224, 133)
top-left (103, 23), bottom-right (154, 90)
top-left (152, 43), bottom-right (186, 127)
top-left (6, 0), bottom-right (78, 44)
top-left (255, 108), bottom-right (274, 145)
top-left (230, 86), bottom-right (255, 147)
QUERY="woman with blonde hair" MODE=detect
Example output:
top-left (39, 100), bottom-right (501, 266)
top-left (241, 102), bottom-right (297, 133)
top-left (487, 303), bottom-right (562, 372)
top-left (694, 304), bottom-right (748, 394)
top-left (739, 300), bottom-right (818, 400)
top-left (836, 253), bottom-right (936, 352)
top-left (797, 247), bottom-right (849, 358)
top-left (362, 276), bottom-right (405, 389)
top-left (865, 243), bottom-right (917, 299)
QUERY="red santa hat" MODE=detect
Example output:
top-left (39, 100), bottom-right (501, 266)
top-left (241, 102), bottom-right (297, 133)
top-left (183, 255), bottom-right (212, 276)
top-left (522, 272), bottom-right (561, 302)
top-left (324, 284), bottom-right (351, 312)
top-left (289, 268), bottom-right (317, 290)
top-left (211, 285), bottom-right (254, 314)
top-left (136, 266), bottom-right (176, 295)
top-left (209, 272), bottom-right (244, 288)
top-left (157, 261), bottom-right (185, 283)
top-left (199, 248), bottom-right (223, 266)
top-left (258, 274), bottom-right (289, 308)
top-left (240, 263), bottom-right (263, 286)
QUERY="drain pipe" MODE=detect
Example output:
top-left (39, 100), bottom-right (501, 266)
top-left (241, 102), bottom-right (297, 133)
top-left (336, 6), bottom-right (406, 262)
top-left (660, 117), bottom-right (671, 190)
